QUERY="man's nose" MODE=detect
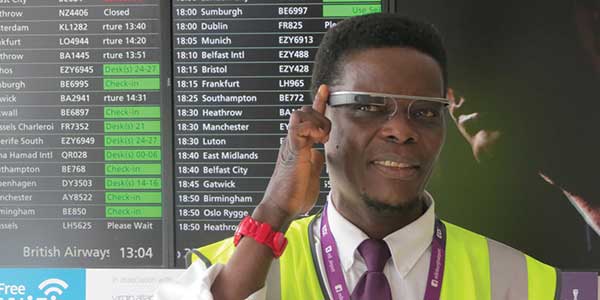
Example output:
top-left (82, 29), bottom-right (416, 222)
top-left (378, 108), bottom-right (420, 144)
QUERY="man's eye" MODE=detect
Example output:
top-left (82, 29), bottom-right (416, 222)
top-left (356, 105), bottom-right (384, 112)
top-left (418, 109), bottom-right (437, 117)
top-left (412, 108), bottom-right (439, 119)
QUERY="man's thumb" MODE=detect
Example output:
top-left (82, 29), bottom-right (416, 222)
top-left (310, 149), bottom-right (325, 176)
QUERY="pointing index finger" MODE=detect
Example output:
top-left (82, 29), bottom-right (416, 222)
top-left (312, 84), bottom-right (328, 115)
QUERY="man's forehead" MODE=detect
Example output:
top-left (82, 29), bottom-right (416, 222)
top-left (334, 47), bottom-right (445, 96)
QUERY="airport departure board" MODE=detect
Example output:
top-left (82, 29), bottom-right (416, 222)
top-left (0, 0), bottom-right (171, 267)
top-left (172, 0), bottom-right (385, 267)
top-left (0, 0), bottom-right (386, 268)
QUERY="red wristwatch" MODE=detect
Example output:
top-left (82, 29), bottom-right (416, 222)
top-left (234, 216), bottom-right (288, 258)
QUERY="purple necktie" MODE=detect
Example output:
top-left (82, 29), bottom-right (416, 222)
top-left (351, 239), bottom-right (393, 300)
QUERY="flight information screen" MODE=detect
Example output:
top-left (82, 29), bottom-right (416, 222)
top-left (0, 0), bottom-right (171, 267)
top-left (172, 0), bottom-right (384, 267)
top-left (0, 0), bottom-right (384, 268)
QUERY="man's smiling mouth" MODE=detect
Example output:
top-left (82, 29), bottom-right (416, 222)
top-left (370, 157), bottom-right (421, 179)
top-left (373, 160), bottom-right (417, 168)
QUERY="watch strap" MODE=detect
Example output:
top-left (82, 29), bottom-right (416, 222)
top-left (234, 216), bottom-right (288, 258)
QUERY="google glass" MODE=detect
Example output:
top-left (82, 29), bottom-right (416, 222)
top-left (328, 91), bottom-right (450, 126)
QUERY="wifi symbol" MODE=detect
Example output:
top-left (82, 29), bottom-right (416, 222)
top-left (38, 278), bottom-right (69, 300)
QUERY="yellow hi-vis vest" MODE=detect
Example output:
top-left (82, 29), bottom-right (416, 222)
top-left (187, 215), bottom-right (559, 300)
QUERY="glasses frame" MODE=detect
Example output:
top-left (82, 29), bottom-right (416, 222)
top-left (328, 91), bottom-right (449, 122)
top-left (328, 91), bottom-right (450, 106)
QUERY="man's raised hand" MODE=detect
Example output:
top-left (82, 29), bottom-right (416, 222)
top-left (256, 85), bottom-right (331, 229)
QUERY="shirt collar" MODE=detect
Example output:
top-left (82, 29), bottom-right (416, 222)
top-left (326, 192), bottom-right (435, 278)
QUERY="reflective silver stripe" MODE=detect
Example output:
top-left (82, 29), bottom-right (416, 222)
top-left (308, 214), bottom-right (330, 300)
top-left (266, 258), bottom-right (281, 300)
top-left (487, 238), bottom-right (528, 299)
top-left (185, 249), bottom-right (211, 269)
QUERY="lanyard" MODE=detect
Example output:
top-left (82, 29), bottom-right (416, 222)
top-left (319, 203), bottom-right (447, 300)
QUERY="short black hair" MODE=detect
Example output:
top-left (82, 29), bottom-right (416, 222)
top-left (311, 13), bottom-right (448, 98)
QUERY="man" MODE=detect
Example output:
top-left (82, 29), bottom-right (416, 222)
top-left (155, 13), bottom-right (557, 300)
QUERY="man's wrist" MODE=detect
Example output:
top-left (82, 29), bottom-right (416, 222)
top-left (234, 216), bottom-right (288, 258)
top-left (252, 201), bottom-right (295, 232)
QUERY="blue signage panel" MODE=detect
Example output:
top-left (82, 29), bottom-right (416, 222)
top-left (0, 269), bottom-right (85, 300)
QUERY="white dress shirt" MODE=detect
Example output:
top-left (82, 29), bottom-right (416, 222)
top-left (154, 193), bottom-right (436, 300)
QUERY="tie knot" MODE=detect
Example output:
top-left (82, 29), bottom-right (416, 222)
top-left (357, 239), bottom-right (391, 272)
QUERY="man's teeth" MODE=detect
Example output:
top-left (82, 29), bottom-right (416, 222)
top-left (374, 160), bottom-right (413, 168)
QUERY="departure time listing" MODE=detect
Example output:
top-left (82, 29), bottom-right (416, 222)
top-left (172, 0), bottom-right (382, 267)
top-left (0, 0), bottom-right (167, 267)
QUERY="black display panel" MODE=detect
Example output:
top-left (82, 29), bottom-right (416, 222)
top-left (8, 0), bottom-right (595, 272)
top-left (7, 0), bottom-right (600, 270)
top-left (0, 0), bottom-right (172, 267)
top-left (0, 0), bottom-right (386, 268)
top-left (171, 0), bottom-right (385, 267)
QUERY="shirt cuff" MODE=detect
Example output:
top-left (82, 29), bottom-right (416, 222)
top-left (153, 261), bottom-right (266, 300)
top-left (153, 260), bottom-right (222, 300)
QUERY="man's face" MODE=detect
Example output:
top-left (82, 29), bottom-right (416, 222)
top-left (325, 47), bottom-right (446, 211)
